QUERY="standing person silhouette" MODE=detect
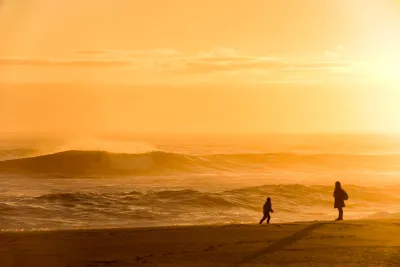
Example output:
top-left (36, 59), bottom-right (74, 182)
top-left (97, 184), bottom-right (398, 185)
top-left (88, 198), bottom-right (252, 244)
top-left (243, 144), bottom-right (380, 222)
top-left (333, 181), bottom-right (348, 220)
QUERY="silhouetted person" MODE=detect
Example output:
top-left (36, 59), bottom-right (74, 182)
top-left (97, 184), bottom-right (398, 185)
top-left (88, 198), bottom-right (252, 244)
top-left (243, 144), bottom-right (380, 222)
top-left (333, 181), bottom-right (348, 220)
top-left (259, 197), bottom-right (274, 224)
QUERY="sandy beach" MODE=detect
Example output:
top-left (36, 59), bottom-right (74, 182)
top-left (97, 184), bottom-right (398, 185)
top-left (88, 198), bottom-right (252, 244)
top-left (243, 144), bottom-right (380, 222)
top-left (1, 220), bottom-right (399, 267)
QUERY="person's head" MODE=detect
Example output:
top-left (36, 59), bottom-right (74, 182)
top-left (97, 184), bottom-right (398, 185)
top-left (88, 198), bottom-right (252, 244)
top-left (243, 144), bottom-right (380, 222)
top-left (266, 197), bottom-right (271, 202)
top-left (335, 181), bottom-right (342, 190)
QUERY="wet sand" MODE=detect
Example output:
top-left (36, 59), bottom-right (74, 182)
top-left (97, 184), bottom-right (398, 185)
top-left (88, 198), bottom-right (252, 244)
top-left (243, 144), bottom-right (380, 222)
top-left (1, 220), bottom-right (399, 266)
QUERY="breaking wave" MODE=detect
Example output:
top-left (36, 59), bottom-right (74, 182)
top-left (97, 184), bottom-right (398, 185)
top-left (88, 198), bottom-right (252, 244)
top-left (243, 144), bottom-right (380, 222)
top-left (1, 184), bottom-right (399, 229)
top-left (1, 150), bottom-right (400, 175)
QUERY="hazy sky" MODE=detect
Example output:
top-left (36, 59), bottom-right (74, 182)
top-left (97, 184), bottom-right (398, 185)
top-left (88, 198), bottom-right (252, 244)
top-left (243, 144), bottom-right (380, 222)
top-left (1, 0), bottom-right (400, 133)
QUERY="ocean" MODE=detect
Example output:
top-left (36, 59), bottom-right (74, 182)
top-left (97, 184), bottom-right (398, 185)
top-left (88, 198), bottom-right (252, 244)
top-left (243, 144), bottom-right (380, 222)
top-left (0, 133), bottom-right (400, 231)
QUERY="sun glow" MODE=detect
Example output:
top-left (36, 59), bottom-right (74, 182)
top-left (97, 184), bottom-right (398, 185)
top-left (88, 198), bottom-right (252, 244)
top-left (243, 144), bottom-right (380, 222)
top-left (360, 87), bottom-right (400, 133)
top-left (372, 57), bottom-right (400, 83)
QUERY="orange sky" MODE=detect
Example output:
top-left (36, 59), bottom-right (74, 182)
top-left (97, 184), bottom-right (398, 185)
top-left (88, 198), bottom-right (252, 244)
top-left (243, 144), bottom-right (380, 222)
top-left (1, 0), bottom-right (400, 133)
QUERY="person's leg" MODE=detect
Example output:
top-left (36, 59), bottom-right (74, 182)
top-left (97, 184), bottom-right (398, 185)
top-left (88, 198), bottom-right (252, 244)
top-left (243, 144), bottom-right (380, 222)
top-left (267, 214), bottom-right (271, 224)
top-left (336, 207), bottom-right (343, 220)
top-left (259, 215), bottom-right (267, 224)
top-left (338, 207), bottom-right (343, 220)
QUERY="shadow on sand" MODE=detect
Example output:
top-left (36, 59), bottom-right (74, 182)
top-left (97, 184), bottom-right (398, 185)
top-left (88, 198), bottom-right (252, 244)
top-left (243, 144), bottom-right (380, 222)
top-left (234, 222), bottom-right (325, 266)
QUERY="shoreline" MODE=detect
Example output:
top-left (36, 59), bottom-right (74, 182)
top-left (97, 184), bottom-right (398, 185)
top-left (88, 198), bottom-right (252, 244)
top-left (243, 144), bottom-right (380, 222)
top-left (0, 216), bottom-right (397, 232)
top-left (1, 219), bottom-right (399, 266)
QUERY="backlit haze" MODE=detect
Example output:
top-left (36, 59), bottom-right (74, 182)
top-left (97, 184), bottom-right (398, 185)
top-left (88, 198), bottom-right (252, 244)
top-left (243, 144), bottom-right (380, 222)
top-left (1, 0), bottom-right (400, 134)
top-left (1, 1), bottom-right (400, 231)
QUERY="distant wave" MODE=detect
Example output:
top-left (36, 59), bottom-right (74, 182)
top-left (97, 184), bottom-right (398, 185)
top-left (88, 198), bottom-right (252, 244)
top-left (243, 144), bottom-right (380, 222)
top-left (0, 150), bottom-right (219, 175)
top-left (1, 150), bottom-right (400, 175)
top-left (0, 148), bottom-right (38, 160)
top-left (3, 185), bottom-right (400, 214)
top-left (364, 211), bottom-right (400, 220)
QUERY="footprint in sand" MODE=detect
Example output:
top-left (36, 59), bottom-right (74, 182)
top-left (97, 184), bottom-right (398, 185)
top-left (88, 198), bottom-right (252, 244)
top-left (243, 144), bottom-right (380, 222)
top-left (88, 260), bottom-right (119, 266)
top-left (136, 257), bottom-right (152, 264)
top-left (204, 245), bottom-right (215, 251)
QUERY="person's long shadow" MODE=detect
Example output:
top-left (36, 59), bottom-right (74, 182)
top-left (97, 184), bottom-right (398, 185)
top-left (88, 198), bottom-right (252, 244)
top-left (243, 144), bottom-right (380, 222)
top-left (234, 222), bottom-right (325, 266)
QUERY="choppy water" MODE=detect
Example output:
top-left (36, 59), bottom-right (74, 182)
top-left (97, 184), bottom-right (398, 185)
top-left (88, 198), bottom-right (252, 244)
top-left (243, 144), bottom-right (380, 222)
top-left (0, 134), bottom-right (400, 230)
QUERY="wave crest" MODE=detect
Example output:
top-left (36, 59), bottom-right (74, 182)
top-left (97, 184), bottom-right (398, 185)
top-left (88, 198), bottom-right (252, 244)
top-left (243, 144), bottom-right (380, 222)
top-left (1, 184), bottom-right (400, 229)
top-left (1, 150), bottom-right (400, 175)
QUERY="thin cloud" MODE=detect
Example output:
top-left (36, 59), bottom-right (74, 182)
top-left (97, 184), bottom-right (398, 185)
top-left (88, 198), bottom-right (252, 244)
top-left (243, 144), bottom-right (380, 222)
top-left (0, 58), bottom-right (131, 67)
top-left (181, 54), bottom-right (351, 74)
top-left (0, 47), bottom-right (354, 82)
top-left (196, 47), bottom-right (238, 58)
top-left (76, 50), bottom-right (106, 55)
top-left (287, 62), bottom-right (351, 69)
top-left (73, 47), bottom-right (352, 74)
top-left (76, 49), bottom-right (181, 58)
top-left (181, 58), bottom-right (283, 73)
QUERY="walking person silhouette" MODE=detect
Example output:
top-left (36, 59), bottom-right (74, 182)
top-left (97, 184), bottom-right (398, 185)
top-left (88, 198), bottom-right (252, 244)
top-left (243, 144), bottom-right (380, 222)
top-left (259, 197), bottom-right (274, 224)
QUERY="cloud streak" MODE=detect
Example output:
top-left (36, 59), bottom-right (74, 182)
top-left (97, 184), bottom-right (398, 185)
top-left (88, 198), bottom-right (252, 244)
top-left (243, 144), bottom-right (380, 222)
top-left (179, 55), bottom-right (352, 74)
top-left (0, 58), bottom-right (131, 67)
top-left (0, 47), bottom-right (357, 85)
top-left (0, 48), bottom-right (351, 72)
top-left (77, 49), bottom-right (181, 58)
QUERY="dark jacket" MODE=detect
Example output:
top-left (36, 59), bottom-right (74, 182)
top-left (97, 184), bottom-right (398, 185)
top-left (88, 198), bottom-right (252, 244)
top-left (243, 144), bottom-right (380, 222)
top-left (334, 189), bottom-right (346, 208)
top-left (263, 202), bottom-right (272, 213)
